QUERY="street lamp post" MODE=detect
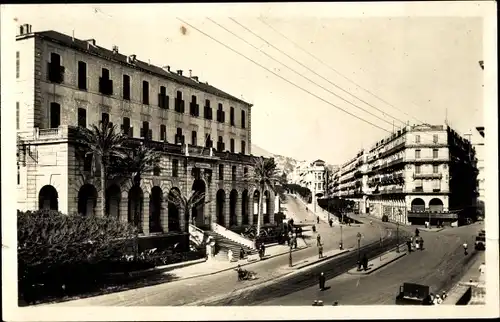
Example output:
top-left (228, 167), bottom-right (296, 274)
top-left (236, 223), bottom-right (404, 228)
top-left (357, 232), bottom-right (362, 263)
top-left (289, 244), bottom-right (293, 267)
top-left (339, 225), bottom-right (343, 250)
top-left (396, 222), bottom-right (400, 253)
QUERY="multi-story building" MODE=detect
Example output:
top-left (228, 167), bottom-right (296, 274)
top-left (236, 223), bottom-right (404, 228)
top-left (289, 159), bottom-right (327, 209)
top-left (475, 126), bottom-right (485, 211)
top-left (330, 123), bottom-right (478, 225)
top-left (15, 24), bottom-right (278, 239)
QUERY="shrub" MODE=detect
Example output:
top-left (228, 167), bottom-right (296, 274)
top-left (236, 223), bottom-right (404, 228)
top-left (18, 209), bottom-right (136, 303)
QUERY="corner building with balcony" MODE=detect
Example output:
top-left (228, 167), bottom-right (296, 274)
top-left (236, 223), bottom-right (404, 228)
top-left (15, 25), bottom-right (278, 245)
top-left (333, 124), bottom-right (478, 226)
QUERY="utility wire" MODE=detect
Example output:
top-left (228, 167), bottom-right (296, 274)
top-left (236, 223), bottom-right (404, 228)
top-left (227, 19), bottom-right (441, 147)
top-left (177, 18), bottom-right (391, 133)
top-left (208, 18), bottom-right (394, 128)
top-left (257, 17), bottom-right (425, 125)
top-left (230, 17), bottom-right (407, 127)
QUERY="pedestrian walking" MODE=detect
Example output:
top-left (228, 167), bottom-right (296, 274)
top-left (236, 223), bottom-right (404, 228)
top-left (316, 233), bottom-right (322, 246)
top-left (239, 246), bottom-right (246, 260)
top-left (415, 228), bottom-right (420, 237)
top-left (228, 249), bottom-right (233, 262)
top-left (261, 243), bottom-right (266, 257)
top-left (318, 244), bottom-right (324, 259)
top-left (407, 239), bottom-right (412, 252)
top-left (329, 218), bottom-right (333, 227)
top-left (317, 216), bottom-right (320, 224)
top-left (463, 242), bottom-right (468, 255)
top-left (362, 253), bottom-right (368, 271)
top-left (319, 272), bottom-right (326, 290)
top-left (348, 219), bottom-right (351, 226)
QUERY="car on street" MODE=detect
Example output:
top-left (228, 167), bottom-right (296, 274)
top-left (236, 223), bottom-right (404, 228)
top-left (475, 230), bottom-right (486, 250)
top-left (395, 282), bottom-right (431, 305)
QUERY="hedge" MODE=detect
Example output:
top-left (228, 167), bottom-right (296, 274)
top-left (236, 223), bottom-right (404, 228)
top-left (17, 210), bottom-right (205, 305)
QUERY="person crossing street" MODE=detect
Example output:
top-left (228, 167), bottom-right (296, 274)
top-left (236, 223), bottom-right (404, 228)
top-left (319, 272), bottom-right (326, 291)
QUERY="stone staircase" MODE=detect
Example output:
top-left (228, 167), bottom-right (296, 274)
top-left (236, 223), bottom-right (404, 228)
top-left (206, 230), bottom-right (259, 262)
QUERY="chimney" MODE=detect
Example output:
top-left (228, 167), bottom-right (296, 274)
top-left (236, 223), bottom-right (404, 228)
top-left (177, 70), bottom-right (183, 76)
top-left (112, 45), bottom-right (119, 54)
top-left (127, 54), bottom-right (137, 64)
top-left (18, 24), bottom-right (33, 36)
top-left (85, 39), bottom-right (96, 50)
top-left (189, 69), bottom-right (192, 77)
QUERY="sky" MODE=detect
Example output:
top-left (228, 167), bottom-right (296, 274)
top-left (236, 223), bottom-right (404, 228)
top-left (9, 4), bottom-right (485, 165)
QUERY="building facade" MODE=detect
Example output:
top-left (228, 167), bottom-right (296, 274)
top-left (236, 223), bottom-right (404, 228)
top-left (15, 24), bottom-right (277, 237)
top-left (329, 124), bottom-right (478, 225)
top-left (475, 126), bottom-right (485, 210)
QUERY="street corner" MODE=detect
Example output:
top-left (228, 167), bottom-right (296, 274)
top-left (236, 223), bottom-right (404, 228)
top-left (347, 251), bottom-right (407, 276)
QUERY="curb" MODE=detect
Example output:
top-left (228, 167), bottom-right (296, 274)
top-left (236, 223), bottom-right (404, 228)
top-left (107, 258), bottom-right (207, 279)
top-left (420, 228), bottom-right (445, 232)
top-left (290, 249), bottom-right (351, 270)
top-left (173, 244), bottom-right (311, 282)
top-left (348, 252), bottom-right (407, 276)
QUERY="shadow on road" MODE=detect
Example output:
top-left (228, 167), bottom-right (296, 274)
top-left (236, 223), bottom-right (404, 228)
top-left (23, 271), bottom-right (180, 307)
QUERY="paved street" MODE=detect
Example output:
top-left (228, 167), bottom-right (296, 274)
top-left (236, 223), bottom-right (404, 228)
top-left (260, 222), bottom-right (484, 306)
top-left (48, 196), bottom-right (388, 307)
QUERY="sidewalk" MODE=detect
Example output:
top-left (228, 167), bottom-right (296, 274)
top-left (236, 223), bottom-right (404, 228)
top-left (441, 252), bottom-right (485, 305)
top-left (168, 240), bottom-right (310, 280)
top-left (347, 243), bottom-right (407, 275)
top-left (292, 194), bottom-right (337, 224)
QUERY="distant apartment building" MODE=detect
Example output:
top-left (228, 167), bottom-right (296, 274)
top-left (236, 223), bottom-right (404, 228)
top-left (290, 159), bottom-right (327, 207)
top-left (329, 124), bottom-right (478, 225)
top-left (15, 24), bottom-right (278, 238)
top-left (475, 126), bottom-right (485, 211)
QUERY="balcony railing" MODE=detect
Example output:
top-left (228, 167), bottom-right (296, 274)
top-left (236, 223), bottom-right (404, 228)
top-left (378, 141), bottom-right (406, 159)
top-left (407, 212), bottom-right (458, 219)
top-left (413, 173), bottom-right (443, 180)
top-left (406, 156), bottom-right (449, 163)
top-left (18, 126), bottom-right (70, 141)
top-left (410, 188), bottom-right (449, 193)
top-left (405, 142), bottom-right (447, 149)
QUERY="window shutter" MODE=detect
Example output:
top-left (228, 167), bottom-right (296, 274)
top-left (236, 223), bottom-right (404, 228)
top-left (140, 127), bottom-right (144, 138)
top-left (129, 127), bottom-right (133, 137)
top-left (148, 129), bottom-right (153, 140)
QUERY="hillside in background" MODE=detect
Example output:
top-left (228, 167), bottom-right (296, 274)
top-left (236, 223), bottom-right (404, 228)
top-left (251, 143), bottom-right (302, 177)
top-left (251, 144), bottom-right (338, 180)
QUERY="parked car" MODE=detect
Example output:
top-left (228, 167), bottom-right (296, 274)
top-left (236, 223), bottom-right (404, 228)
top-left (395, 283), bottom-right (431, 305)
top-left (475, 233), bottom-right (486, 251)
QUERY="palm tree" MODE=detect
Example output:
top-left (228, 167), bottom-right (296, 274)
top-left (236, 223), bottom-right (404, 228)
top-left (115, 142), bottom-right (162, 228)
top-left (75, 121), bottom-right (126, 218)
top-left (165, 188), bottom-right (211, 232)
top-left (244, 157), bottom-right (282, 236)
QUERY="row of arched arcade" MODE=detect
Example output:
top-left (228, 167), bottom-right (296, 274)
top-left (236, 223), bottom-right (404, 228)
top-left (37, 180), bottom-right (277, 234)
